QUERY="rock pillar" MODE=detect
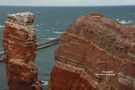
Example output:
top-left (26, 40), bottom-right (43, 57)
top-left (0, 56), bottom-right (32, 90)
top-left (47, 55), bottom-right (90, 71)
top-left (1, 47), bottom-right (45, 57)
top-left (3, 12), bottom-right (42, 90)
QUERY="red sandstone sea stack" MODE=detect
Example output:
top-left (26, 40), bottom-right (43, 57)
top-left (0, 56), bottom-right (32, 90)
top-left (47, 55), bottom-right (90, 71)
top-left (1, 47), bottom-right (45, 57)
top-left (48, 14), bottom-right (135, 90)
top-left (3, 12), bottom-right (42, 90)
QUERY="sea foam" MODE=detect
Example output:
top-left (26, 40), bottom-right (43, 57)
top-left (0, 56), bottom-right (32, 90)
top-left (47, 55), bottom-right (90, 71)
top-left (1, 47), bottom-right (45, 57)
top-left (47, 38), bottom-right (56, 40)
top-left (116, 19), bottom-right (134, 24)
top-left (53, 31), bottom-right (63, 34)
top-left (0, 25), bottom-right (4, 28)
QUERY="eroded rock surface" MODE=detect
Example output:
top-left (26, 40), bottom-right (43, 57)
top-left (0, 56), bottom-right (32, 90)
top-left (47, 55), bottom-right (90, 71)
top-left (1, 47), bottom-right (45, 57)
top-left (48, 14), bottom-right (135, 90)
top-left (3, 12), bottom-right (42, 90)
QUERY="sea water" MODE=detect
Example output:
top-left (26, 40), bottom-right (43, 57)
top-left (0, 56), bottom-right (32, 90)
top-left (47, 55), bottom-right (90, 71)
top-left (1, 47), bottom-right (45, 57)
top-left (0, 6), bottom-right (135, 90)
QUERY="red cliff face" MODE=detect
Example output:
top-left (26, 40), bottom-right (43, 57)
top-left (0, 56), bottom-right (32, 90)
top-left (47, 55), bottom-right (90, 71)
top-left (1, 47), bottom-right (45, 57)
top-left (3, 12), bottom-right (42, 90)
top-left (48, 14), bottom-right (135, 90)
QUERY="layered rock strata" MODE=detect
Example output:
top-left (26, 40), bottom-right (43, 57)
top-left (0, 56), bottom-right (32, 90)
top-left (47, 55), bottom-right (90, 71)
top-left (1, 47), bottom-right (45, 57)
top-left (48, 14), bottom-right (135, 90)
top-left (3, 12), bottom-right (41, 90)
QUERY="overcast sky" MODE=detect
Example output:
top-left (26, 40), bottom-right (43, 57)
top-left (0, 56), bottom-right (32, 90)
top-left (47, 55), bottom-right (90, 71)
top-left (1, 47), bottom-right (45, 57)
top-left (0, 0), bottom-right (135, 6)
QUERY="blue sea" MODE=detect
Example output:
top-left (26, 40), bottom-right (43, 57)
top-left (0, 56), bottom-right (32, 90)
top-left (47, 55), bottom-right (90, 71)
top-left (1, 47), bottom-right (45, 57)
top-left (0, 6), bottom-right (135, 90)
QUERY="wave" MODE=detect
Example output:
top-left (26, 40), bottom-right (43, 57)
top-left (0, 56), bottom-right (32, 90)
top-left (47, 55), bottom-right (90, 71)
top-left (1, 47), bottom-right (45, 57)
top-left (35, 24), bottom-right (40, 27)
top-left (45, 29), bottom-right (50, 31)
top-left (116, 19), bottom-right (134, 24)
top-left (53, 31), bottom-right (63, 34)
top-left (35, 24), bottom-right (42, 27)
top-left (36, 30), bottom-right (39, 32)
top-left (0, 51), bottom-right (4, 55)
top-left (40, 80), bottom-right (48, 86)
top-left (119, 20), bottom-right (133, 24)
top-left (0, 25), bottom-right (4, 28)
top-left (47, 38), bottom-right (56, 40)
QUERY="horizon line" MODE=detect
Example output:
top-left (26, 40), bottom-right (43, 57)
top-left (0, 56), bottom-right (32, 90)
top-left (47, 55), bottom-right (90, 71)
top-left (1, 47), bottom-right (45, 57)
top-left (0, 4), bottom-right (135, 7)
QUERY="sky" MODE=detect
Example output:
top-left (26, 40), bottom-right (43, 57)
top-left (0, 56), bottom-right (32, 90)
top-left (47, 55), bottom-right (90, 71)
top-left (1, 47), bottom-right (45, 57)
top-left (0, 0), bottom-right (135, 6)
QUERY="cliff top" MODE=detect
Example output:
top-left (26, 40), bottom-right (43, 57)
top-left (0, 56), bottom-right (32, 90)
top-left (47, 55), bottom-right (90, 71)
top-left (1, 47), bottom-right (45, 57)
top-left (7, 12), bottom-right (35, 25)
top-left (67, 13), bottom-right (135, 61)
